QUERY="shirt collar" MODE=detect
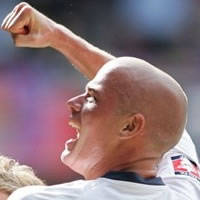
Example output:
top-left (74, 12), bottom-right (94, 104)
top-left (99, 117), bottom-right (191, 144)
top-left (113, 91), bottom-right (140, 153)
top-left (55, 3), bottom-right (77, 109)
top-left (102, 171), bottom-right (164, 185)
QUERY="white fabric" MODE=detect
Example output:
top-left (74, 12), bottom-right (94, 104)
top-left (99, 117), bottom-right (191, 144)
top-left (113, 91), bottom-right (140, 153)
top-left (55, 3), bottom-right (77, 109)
top-left (8, 130), bottom-right (200, 200)
top-left (158, 129), bottom-right (199, 177)
top-left (7, 177), bottom-right (187, 200)
top-left (157, 130), bottom-right (200, 200)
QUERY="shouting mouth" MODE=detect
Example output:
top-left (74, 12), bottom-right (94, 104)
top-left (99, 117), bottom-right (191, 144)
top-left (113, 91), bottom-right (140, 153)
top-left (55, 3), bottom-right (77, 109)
top-left (65, 120), bottom-right (80, 152)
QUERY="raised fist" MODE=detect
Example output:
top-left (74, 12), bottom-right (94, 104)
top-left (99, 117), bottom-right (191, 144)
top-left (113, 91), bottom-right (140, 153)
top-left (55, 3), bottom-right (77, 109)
top-left (1, 2), bottom-right (56, 48)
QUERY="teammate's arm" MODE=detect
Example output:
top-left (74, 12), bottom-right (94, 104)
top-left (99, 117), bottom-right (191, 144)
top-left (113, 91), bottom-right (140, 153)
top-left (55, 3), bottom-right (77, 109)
top-left (1, 2), bottom-right (115, 79)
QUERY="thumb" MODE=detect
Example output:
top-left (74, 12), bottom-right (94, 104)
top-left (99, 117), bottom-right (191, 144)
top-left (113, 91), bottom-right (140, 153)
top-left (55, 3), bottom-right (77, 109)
top-left (11, 25), bottom-right (29, 35)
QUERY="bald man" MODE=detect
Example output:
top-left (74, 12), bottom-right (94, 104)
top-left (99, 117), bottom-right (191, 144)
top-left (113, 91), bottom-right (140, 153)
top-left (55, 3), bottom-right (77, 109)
top-left (2, 3), bottom-right (200, 200)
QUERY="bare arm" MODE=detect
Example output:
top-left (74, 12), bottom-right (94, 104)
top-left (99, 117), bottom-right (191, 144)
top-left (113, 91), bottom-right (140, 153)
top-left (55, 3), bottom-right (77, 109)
top-left (1, 2), bottom-right (115, 79)
top-left (50, 24), bottom-right (115, 79)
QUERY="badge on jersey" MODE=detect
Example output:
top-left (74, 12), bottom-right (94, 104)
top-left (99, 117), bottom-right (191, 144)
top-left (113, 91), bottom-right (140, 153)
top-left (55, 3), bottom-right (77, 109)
top-left (171, 155), bottom-right (200, 181)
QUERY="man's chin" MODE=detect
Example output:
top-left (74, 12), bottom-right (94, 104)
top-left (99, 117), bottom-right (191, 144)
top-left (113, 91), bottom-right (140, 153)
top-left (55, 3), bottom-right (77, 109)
top-left (60, 149), bottom-right (85, 177)
top-left (61, 138), bottom-right (78, 164)
top-left (60, 148), bottom-right (71, 164)
top-left (60, 147), bottom-right (104, 179)
top-left (60, 148), bottom-right (79, 170)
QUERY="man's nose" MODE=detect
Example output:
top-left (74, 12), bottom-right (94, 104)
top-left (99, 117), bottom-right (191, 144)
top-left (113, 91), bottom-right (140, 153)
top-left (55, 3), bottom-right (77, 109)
top-left (67, 95), bottom-right (83, 112)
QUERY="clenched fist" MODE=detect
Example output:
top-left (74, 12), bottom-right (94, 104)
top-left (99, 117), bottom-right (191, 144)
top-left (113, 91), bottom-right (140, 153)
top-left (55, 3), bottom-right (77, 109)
top-left (1, 2), bottom-right (56, 48)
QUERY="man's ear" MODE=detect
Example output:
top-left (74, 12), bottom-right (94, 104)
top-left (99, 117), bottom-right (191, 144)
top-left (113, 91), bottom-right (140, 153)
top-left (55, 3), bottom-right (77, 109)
top-left (120, 113), bottom-right (145, 139)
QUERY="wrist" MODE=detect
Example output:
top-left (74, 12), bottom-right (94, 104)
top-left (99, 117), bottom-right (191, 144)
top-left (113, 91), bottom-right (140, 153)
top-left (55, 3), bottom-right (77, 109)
top-left (48, 23), bottom-right (64, 49)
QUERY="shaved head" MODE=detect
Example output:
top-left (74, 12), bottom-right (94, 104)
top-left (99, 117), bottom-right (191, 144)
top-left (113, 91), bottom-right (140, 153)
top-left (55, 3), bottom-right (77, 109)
top-left (95, 57), bottom-right (187, 154)
top-left (64, 56), bottom-right (187, 179)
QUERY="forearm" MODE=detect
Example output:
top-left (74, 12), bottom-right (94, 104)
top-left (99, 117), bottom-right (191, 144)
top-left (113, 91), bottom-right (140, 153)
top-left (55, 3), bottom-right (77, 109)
top-left (50, 24), bottom-right (115, 79)
top-left (1, 2), bottom-right (115, 79)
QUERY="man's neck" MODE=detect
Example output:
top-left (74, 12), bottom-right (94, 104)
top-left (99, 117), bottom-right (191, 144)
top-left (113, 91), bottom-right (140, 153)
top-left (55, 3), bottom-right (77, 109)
top-left (112, 157), bottom-right (160, 178)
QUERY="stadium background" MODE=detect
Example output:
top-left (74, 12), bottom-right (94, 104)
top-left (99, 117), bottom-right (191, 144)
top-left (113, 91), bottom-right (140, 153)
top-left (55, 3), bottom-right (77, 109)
top-left (0, 0), bottom-right (199, 184)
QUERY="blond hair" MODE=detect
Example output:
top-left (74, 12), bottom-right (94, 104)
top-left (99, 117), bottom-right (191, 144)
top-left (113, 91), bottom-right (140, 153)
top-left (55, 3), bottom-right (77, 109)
top-left (0, 155), bottom-right (45, 194)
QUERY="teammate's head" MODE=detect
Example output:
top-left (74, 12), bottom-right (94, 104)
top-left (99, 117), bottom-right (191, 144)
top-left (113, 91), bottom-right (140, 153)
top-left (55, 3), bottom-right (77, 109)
top-left (0, 155), bottom-right (45, 200)
top-left (61, 57), bottom-right (187, 179)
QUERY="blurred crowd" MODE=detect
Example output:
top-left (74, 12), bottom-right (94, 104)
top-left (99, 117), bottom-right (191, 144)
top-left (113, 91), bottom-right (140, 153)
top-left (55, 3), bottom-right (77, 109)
top-left (0, 0), bottom-right (199, 184)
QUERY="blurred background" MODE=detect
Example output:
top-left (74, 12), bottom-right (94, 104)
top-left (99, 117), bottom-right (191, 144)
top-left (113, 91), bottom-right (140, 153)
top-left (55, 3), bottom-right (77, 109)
top-left (0, 0), bottom-right (199, 184)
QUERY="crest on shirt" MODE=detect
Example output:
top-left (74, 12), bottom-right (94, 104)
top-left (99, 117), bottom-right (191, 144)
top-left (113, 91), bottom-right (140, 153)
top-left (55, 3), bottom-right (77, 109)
top-left (171, 155), bottom-right (200, 181)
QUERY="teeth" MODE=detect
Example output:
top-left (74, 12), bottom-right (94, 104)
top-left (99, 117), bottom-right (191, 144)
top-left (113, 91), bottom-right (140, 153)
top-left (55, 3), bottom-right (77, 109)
top-left (68, 121), bottom-right (80, 138)
top-left (69, 121), bottom-right (80, 129)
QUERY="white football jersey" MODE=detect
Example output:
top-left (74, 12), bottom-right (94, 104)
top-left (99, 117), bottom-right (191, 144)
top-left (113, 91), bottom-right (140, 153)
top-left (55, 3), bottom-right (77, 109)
top-left (157, 130), bottom-right (200, 199)
top-left (8, 130), bottom-right (200, 200)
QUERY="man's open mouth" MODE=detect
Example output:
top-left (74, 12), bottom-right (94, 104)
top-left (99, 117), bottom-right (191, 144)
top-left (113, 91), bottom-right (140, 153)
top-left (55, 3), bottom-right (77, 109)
top-left (66, 121), bottom-right (80, 151)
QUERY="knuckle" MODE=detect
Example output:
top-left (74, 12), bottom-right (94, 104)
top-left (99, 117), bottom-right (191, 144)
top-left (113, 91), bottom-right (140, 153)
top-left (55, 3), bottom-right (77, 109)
top-left (15, 2), bottom-right (32, 14)
top-left (23, 6), bottom-right (32, 14)
top-left (17, 2), bottom-right (30, 8)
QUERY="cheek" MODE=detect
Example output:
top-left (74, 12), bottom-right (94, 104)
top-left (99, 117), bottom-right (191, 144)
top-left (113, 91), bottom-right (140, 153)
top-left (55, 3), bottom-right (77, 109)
top-left (82, 101), bottom-right (110, 120)
top-left (81, 102), bottom-right (120, 141)
top-left (83, 101), bottom-right (98, 111)
top-left (84, 103), bottom-right (96, 111)
top-left (81, 104), bottom-right (99, 125)
top-left (81, 115), bottom-right (118, 145)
